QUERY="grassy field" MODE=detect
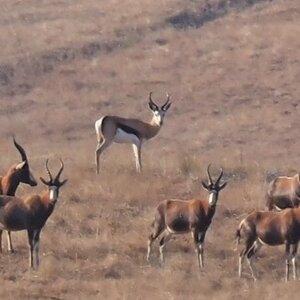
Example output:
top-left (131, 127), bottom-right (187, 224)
top-left (0, 0), bottom-right (300, 299)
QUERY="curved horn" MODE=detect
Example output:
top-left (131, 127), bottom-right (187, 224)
top-left (216, 167), bottom-right (224, 185)
top-left (207, 163), bottom-right (213, 185)
top-left (55, 159), bottom-right (64, 181)
top-left (149, 92), bottom-right (154, 103)
top-left (45, 159), bottom-right (53, 182)
top-left (13, 137), bottom-right (27, 162)
top-left (161, 93), bottom-right (172, 111)
top-left (149, 92), bottom-right (158, 110)
top-left (163, 93), bottom-right (170, 106)
top-left (148, 92), bottom-right (158, 107)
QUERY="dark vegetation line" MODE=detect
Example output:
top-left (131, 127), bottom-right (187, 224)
top-left (167, 0), bottom-right (270, 29)
top-left (0, 0), bottom-right (271, 97)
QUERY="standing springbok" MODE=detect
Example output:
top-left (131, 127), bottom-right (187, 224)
top-left (0, 159), bottom-right (67, 269)
top-left (236, 207), bottom-right (300, 281)
top-left (95, 92), bottom-right (171, 174)
top-left (147, 165), bottom-right (227, 269)
top-left (266, 174), bottom-right (300, 211)
top-left (0, 137), bottom-right (37, 253)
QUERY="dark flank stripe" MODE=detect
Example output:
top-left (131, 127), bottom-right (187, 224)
top-left (101, 116), bottom-right (108, 132)
top-left (117, 123), bottom-right (140, 139)
top-left (169, 217), bottom-right (190, 232)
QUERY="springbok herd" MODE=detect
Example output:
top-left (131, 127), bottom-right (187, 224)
top-left (1, 93), bottom-right (300, 283)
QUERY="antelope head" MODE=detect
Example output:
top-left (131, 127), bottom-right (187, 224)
top-left (13, 137), bottom-right (37, 186)
top-left (148, 92), bottom-right (172, 126)
top-left (201, 164), bottom-right (227, 206)
top-left (40, 159), bottom-right (68, 202)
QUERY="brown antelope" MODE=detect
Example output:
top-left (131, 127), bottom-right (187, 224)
top-left (0, 137), bottom-right (37, 253)
top-left (236, 207), bottom-right (300, 281)
top-left (266, 174), bottom-right (300, 211)
top-left (0, 159), bottom-right (67, 269)
top-left (147, 165), bottom-right (227, 269)
top-left (95, 92), bottom-right (171, 174)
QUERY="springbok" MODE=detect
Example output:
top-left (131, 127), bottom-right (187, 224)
top-left (0, 137), bottom-right (37, 253)
top-left (146, 165), bottom-right (227, 269)
top-left (0, 159), bottom-right (67, 269)
top-left (236, 207), bottom-right (300, 281)
top-left (95, 92), bottom-right (171, 174)
top-left (266, 174), bottom-right (300, 211)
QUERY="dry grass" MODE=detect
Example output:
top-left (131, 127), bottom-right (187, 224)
top-left (1, 0), bottom-right (300, 298)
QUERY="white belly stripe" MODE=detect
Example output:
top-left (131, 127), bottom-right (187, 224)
top-left (166, 225), bottom-right (177, 234)
top-left (114, 129), bottom-right (140, 144)
top-left (257, 237), bottom-right (268, 246)
top-left (274, 205), bottom-right (283, 212)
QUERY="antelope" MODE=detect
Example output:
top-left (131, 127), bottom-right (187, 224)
top-left (236, 207), bottom-right (300, 281)
top-left (266, 174), bottom-right (300, 211)
top-left (146, 165), bottom-right (227, 269)
top-left (95, 92), bottom-right (171, 174)
top-left (0, 159), bottom-right (67, 269)
top-left (0, 137), bottom-right (37, 253)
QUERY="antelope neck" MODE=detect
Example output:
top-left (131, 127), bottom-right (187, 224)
top-left (49, 186), bottom-right (58, 202)
top-left (1, 173), bottom-right (19, 196)
top-left (208, 191), bottom-right (218, 206)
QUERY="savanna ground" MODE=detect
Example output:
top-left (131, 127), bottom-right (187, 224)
top-left (0, 0), bottom-right (300, 299)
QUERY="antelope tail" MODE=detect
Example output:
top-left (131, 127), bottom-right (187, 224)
top-left (234, 228), bottom-right (241, 251)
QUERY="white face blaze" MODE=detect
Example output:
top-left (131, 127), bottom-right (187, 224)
top-left (49, 186), bottom-right (58, 202)
top-left (208, 191), bottom-right (217, 206)
top-left (152, 109), bottom-right (165, 126)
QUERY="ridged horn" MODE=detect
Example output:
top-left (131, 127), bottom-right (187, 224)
top-left (162, 93), bottom-right (171, 110)
top-left (54, 159), bottom-right (64, 181)
top-left (207, 163), bottom-right (213, 185)
top-left (216, 167), bottom-right (224, 185)
top-left (13, 137), bottom-right (27, 162)
top-left (148, 92), bottom-right (159, 109)
top-left (45, 159), bottom-right (53, 182)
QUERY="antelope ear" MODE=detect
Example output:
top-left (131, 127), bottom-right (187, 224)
top-left (201, 180), bottom-right (210, 191)
top-left (219, 182), bottom-right (227, 190)
top-left (60, 179), bottom-right (68, 187)
top-left (40, 177), bottom-right (50, 185)
top-left (16, 161), bottom-right (26, 170)
top-left (162, 102), bottom-right (172, 111)
top-left (148, 102), bottom-right (158, 111)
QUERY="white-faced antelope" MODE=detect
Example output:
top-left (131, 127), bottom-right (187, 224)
top-left (0, 159), bottom-right (67, 269)
top-left (147, 165), bottom-right (227, 269)
top-left (236, 207), bottom-right (300, 281)
top-left (95, 92), bottom-right (171, 174)
top-left (0, 137), bottom-right (37, 253)
top-left (266, 174), bottom-right (300, 211)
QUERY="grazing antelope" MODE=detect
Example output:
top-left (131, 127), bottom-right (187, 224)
top-left (236, 207), bottom-right (300, 281)
top-left (95, 92), bottom-right (171, 174)
top-left (0, 137), bottom-right (37, 253)
top-left (266, 174), bottom-right (300, 211)
top-left (0, 159), bottom-right (67, 269)
top-left (147, 165), bottom-right (227, 269)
